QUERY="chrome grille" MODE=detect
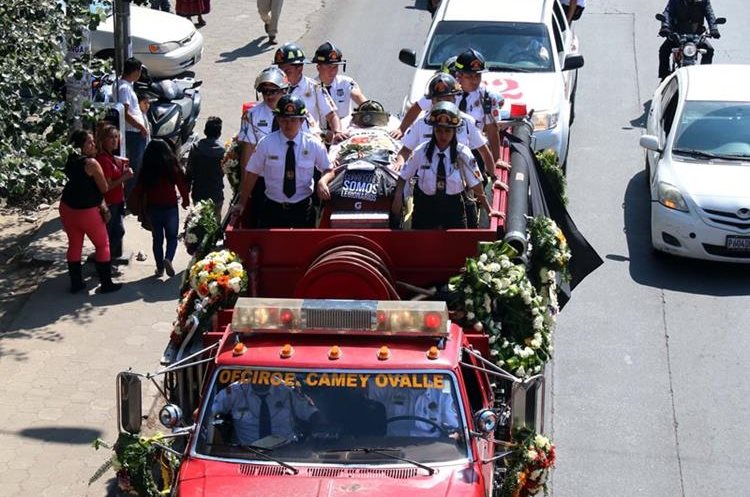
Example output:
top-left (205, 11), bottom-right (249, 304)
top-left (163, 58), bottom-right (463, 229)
top-left (304, 308), bottom-right (373, 330)
top-left (701, 207), bottom-right (750, 230)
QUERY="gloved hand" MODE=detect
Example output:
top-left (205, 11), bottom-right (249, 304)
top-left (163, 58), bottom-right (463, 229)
top-left (659, 27), bottom-right (672, 38)
top-left (710, 28), bottom-right (721, 38)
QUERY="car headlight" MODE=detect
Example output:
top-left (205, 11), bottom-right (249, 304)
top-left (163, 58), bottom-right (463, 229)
top-left (531, 111), bottom-right (559, 131)
top-left (682, 43), bottom-right (698, 58)
top-left (157, 112), bottom-right (180, 136)
top-left (149, 42), bottom-right (181, 54)
top-left (657, 182), bottom-right (689, 212)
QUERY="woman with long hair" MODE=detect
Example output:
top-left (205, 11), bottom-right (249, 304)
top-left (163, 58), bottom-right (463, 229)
top-left (59, 129), bottom-right (122, 293)
top-left (95, 125), bottom-right (133, 260)
top-left (137, 139), bottom-right (189, 277)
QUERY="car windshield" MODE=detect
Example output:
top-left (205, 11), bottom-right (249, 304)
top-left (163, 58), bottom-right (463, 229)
top-left (424, 21), bottom-right (554, 73)
top-left (672, 101), bottom-right (750, 160)
top-left (195, 368), bottom-right (468, 464)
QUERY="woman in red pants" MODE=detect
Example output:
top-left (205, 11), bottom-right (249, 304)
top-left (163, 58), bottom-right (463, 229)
top-left (59, 129), bottom-right (122, 294)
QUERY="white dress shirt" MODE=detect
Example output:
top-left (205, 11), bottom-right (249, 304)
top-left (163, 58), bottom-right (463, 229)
top-left (317, 74), bottom-right (360, 119)
top-left (289, 76), bottom-right (337, 128)
top-left (400, 142), bottom-right (482, 196)
top-left (402, 111), bottom-right (487, 152)
top-left (247, 130), bottom-right (331, 203)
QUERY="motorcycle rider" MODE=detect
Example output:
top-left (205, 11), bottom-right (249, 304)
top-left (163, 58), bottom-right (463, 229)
top-left (658, 0), bottom-right (720, 80)
top-left (312, 41), bottom-right (367, 122)
top-left (273, 43), bottom-right (346, 144)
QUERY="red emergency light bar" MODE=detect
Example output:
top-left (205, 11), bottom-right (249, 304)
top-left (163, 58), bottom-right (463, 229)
top-left (231, 298), bottom-right (449, 336)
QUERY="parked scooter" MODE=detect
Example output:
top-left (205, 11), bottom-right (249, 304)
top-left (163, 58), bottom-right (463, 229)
top-left (92, 66), bottom-right (202, 162)
top-left (656, 13), bottom-right (726, 72)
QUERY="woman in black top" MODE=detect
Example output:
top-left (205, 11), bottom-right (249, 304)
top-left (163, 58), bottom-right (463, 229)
top-left (59, 130), bottom-right (122, 293)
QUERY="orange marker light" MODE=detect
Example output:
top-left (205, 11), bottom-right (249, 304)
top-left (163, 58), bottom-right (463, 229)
top-left (377, 346), bottom-right (391, 361)
top-left (426, 346), bottom-right (440, 360)
top-left (328, 345), bottom-right (342, 360)
top-left (280, 344), bottom-right (294, 359)
top-left (232, 342), bottom-right (247, 356)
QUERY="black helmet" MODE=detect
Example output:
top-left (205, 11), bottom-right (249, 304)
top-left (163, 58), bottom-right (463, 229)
top-left (273, 43), bottom-right (306, 65)
top-left (273, 95), bottom-right (308, 118)
top-left (440, 55), bottom-right (458, 77)
top-left (254, 66), bottom-right (290, 91)
top-left (425, 73), bottom-right (462, 99)
top-left (352, 100), bottom-right (389, 127)
top-left (426, 101), bottom-right (462, 128)
top-left (455, 48), bottom-right (487, 73)
top-left (312, 41), bottom-right (345, 65)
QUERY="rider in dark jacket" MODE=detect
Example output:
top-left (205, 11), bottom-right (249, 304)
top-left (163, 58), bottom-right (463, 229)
top-left (658, 0), bottom-right (720, 79)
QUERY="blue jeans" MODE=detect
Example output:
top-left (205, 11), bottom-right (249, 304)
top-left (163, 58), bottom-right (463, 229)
top-left (148, 205), bottom-right (179, 270)
top-left (106, 201), bottom-right (125, 259)
top-left (125, 132), bottom-right (147, 201)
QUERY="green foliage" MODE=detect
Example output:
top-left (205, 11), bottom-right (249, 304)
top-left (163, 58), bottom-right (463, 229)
top-left (535, 149), bottom-right (568, 206)
top-left (0, 0), bottom-right (109, 205)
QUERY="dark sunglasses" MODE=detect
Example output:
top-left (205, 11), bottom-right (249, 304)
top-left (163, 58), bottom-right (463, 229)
top-left (259, 87), bottom-right (284, 95)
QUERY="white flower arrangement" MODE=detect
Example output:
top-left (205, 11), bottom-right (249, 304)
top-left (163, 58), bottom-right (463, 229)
top-left (182, 199), bottom-right (220, 256)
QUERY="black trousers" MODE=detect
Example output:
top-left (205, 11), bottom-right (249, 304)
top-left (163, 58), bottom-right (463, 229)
top-left (260, 197), bottom-right (314, 228)
top-left (412, 186), bottom-right (467, 230)
top-left (659, 38), bottom-right (714, 79)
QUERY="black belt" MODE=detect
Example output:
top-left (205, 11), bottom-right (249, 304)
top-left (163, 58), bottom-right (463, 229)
top-left (266, 197), bottom-right (311, 210)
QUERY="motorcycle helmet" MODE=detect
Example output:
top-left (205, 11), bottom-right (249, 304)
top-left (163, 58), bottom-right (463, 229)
top-left (312, 41), bottom-right (346, 65)
top-left (425, 73), bottom-right (462, 99)
top-left (440, 55), bottom-right (459, 77)
top-left (351, 100), bottom-right (389, 127)
top-left (426, 101), bottom-right (462, 128)
top-left (455, 48), bottom-right (487, 73)
top-left (273, 43), bottom-right (306, 65)
top-left (273, 95), bottom-right (308, 118)
top-left (254, 65), bottom-right (290, 91)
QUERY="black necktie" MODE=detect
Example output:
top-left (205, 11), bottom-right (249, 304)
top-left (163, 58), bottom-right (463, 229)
top-left (271, 117), bottom-right (279, 132)
top-left (284, 140), bottom-right (296, 198)
top-left (258, 394), bottom-right (271, 438)
top-left (289, 85), bottom-right (298, 94)
top-left (458, 92), bottom-right (468, 112)
top-left (436, 152), bottom-right (447, 194)
top-left (324, 84), bottom-right (332, 95)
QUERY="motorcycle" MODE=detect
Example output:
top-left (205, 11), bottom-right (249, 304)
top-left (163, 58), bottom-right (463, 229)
top-left (656, 13), bottom-right (726, 72)
top-left (92, 66), bottom-right (202, 162)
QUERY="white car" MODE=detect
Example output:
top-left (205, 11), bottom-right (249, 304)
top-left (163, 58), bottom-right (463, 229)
top-left (91, 5), bottom-right (203, 78)
top-left (641, 65), bottom-right (750, 262)
top-left (398, 0), bottom-right (583, 165)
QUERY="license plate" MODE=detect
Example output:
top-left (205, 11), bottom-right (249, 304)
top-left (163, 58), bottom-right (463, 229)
top-left (725, 236), bottom-right (750, 251)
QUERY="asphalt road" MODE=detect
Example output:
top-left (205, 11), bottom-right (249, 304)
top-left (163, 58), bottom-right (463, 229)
top-left (1, 1), bottom-right (748, 496)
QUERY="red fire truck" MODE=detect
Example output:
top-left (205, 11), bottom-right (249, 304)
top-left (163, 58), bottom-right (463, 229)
top-left (116, 115), bottom-right (549, 496)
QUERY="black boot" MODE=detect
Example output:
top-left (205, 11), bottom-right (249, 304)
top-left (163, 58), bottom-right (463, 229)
top-left (67, 261), bottom-right (86, 294)
top-left (95, 261), bottom-right (122, 293)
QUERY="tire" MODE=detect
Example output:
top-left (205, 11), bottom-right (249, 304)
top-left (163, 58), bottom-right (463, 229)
top-left (568, 73), bottom-right (578, 126)
top-left (94, 49), bottom-right (115, 62)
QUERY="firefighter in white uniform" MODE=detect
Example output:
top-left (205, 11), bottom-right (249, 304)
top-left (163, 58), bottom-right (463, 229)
top-left (312, 41), bottom-right (367, 122)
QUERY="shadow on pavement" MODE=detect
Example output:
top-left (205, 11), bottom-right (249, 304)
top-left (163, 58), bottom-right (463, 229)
top-left (619, 170), bottom-right (750, 295)
top-left (16, 426), bottom-right (103, 444)
top-left (216, 36), bottom-right (274, 63)
top-left (628, 99), bottom-right (652, 129)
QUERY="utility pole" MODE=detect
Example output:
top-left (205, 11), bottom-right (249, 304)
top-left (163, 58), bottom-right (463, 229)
top-left (113, 0), bottom-right (132, 93)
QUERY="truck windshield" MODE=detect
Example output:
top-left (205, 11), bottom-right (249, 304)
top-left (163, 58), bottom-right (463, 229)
top-left (195, 368), bottom-right (468, 464)
top-left (424, 21), bottom-right (554, 73)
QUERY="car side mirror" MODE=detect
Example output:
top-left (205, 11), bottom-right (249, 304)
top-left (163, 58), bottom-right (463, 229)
top-left (639, 134), bottom-right (662, 152)
top-left (117, 372), bottom-right (143, 434)
top-left (473, 409), bottom-right (498, 435)
top-left (562, 54), bottom-right (584, 71)
top-left (399, 48), bottom-right (417, 68)
top-left (655, 13), bottom-right (666, 22)
top-left (715, 17), bottom-right (726, 25)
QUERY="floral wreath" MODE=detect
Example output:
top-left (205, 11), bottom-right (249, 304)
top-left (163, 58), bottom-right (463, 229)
top-left (448, 216), bottom-right (571, 378)
top-left (221, 136), bottom-right (241, 197)
top-left (499, 427), bottom-right (556, 497)
top-left (91, 433), bottom-right (179, 497)
top-left (171, 250), bottom-right (248, 345)
top-left (182, 199), bottom-right (220, 256)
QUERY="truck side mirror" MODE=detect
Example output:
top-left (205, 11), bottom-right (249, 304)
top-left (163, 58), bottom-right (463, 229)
top-left (655, 13), bottom-right (666, 22)
top-left (562, 54), bottom-right (584, 71)
top-left (474, 409), bottom-right (498, 434)
top-left (117, 372), bottom-right (143, 434)
top-left (399, 49), bottom-right (417, 68)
